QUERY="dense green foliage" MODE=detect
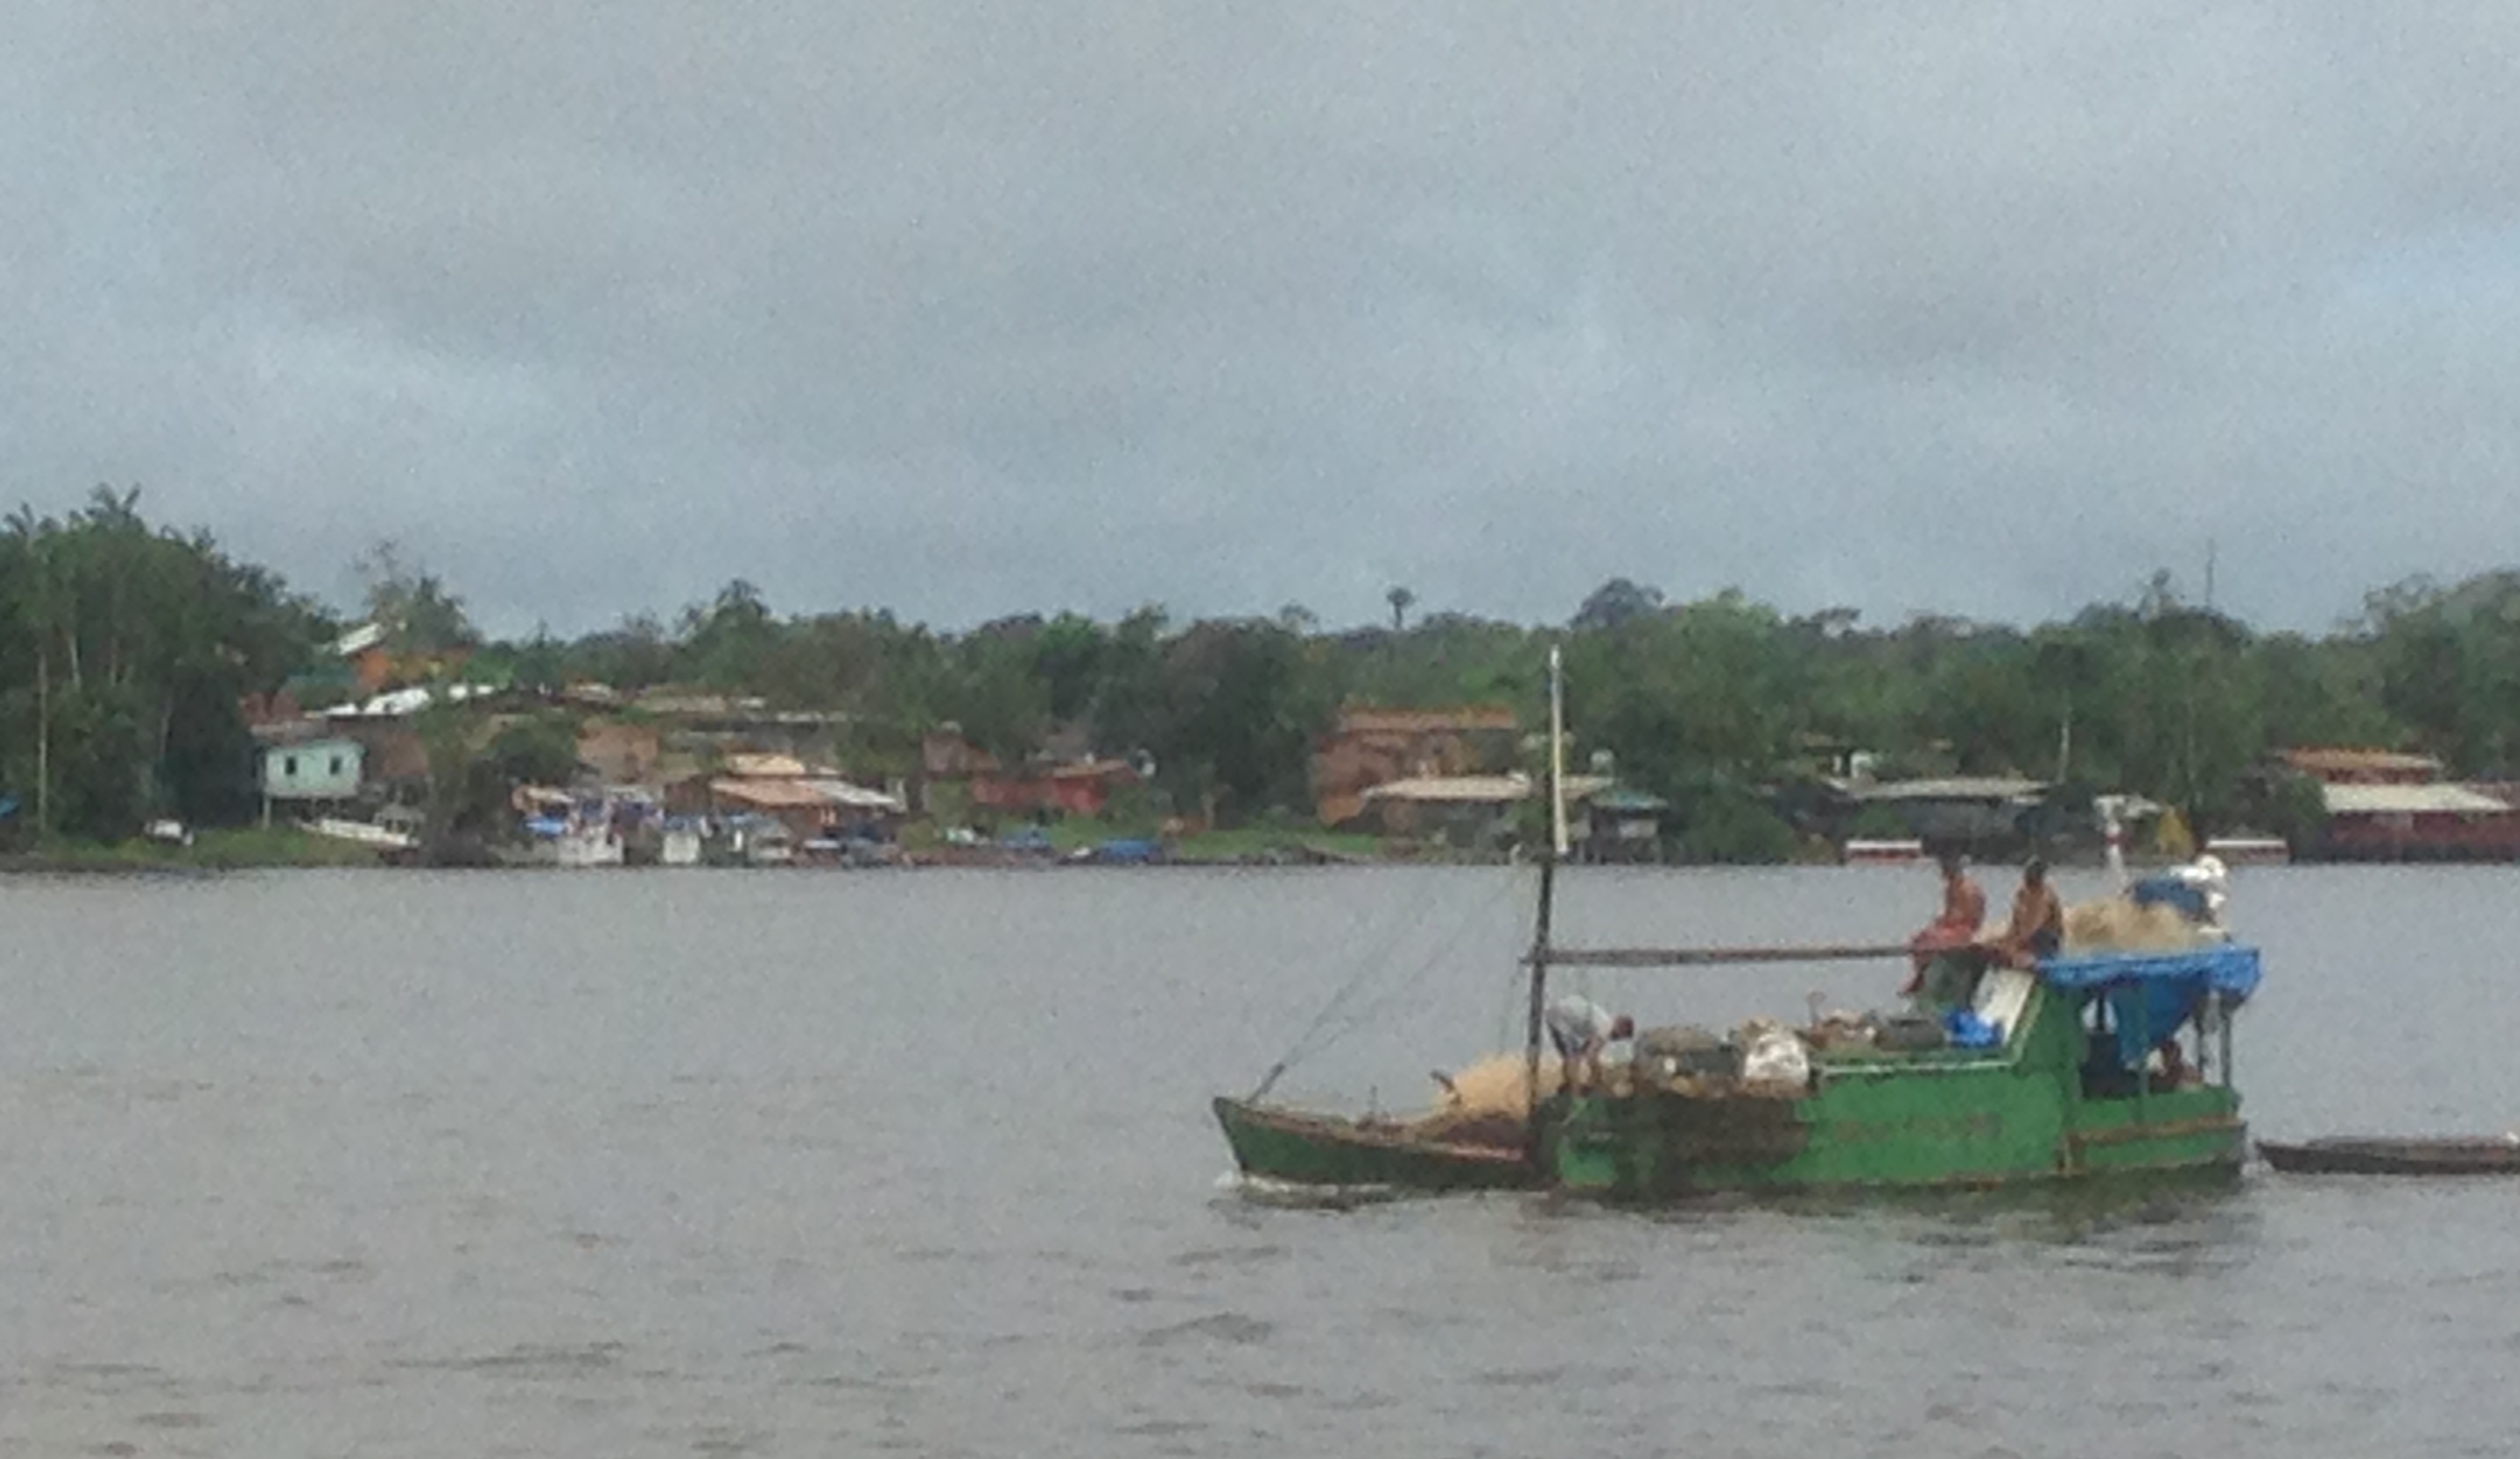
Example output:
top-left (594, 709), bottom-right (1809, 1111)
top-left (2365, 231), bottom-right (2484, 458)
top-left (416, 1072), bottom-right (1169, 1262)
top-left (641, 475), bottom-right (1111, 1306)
top-left (1, 490), bottom-right (331, 842)
top-left (8, 487), bottom-right (2520, 860)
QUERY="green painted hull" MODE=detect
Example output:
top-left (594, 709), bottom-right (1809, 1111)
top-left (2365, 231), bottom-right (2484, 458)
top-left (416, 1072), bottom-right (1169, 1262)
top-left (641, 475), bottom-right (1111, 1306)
top-left (1212, 1097), bottom-right (1539, 1191)
top-left (1553, 981), bottom-right (2246, 1199)
top-left (1222, 970), bottom-right (2247, 1202)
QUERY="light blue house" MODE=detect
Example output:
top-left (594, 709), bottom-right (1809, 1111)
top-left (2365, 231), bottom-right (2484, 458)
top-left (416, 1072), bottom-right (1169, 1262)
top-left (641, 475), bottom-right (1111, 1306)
top-left (261, 737), bottom-right (365, 801)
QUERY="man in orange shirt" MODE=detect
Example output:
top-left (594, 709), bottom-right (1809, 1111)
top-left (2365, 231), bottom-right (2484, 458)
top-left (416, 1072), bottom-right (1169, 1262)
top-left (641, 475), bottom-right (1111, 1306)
top-left (1901, 851), bottom-right (1987, 997)
top-left (1993, 857), bottom-right (2065, 966)
top-left (1933, 851), bottom-right (1987, 934)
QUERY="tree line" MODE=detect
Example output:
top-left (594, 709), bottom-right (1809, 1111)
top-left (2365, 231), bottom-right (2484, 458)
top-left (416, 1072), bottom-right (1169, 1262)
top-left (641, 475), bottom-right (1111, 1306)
top-left (7, 490), bottom-right (2518, 856)
top-left (2, 490), bottom-right (330, 839)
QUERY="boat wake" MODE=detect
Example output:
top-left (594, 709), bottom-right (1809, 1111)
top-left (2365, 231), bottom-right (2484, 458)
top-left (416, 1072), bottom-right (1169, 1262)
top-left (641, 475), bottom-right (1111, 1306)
top-left (1213, 1171), bottom-right (1411, 1209)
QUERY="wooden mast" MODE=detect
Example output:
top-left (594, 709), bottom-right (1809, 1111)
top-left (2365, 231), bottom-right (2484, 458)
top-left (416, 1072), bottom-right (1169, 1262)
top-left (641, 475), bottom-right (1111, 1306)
top-left (1524, 645), bottom-right (1568, 1165)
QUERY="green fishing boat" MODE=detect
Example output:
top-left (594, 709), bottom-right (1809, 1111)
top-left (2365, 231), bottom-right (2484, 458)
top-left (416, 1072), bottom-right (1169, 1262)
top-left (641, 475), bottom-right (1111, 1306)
top-left (1218, 931), bottom-right (2258, 1198)
top-left (1215, 651), bottom-right (2262, 1200)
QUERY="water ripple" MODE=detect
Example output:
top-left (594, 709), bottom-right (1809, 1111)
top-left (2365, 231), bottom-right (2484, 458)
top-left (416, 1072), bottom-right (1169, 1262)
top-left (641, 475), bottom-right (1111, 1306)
top-left (1137, 1314), bottom-right (1276, 1348)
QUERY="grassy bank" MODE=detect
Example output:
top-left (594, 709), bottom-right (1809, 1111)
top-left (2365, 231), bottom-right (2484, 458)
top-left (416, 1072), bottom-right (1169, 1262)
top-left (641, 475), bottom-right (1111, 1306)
top-left (1169, 825), bottom-right (1387, 863)
top-left (0, 827), bottom-right (388, 873)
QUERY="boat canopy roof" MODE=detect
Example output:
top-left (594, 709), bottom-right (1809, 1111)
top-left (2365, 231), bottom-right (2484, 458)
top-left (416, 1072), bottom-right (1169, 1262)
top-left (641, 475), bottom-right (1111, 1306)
top-left (2041, 944), bottom-right (2261, 1071)
top-left (2038, 944), bottom-right (2261, 1003)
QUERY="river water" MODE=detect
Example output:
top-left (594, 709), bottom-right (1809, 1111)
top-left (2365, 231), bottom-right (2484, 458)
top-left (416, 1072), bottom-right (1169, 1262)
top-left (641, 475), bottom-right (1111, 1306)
top-left (3, 863), bottom-right (2516, 1456)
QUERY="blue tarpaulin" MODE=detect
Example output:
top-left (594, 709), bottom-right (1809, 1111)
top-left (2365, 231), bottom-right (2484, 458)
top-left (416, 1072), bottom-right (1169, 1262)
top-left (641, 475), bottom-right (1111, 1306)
top-left (2040, 944), bottom-right (2261, 1069)
top-left (1943, 1008), bottom-right (2002, 1049)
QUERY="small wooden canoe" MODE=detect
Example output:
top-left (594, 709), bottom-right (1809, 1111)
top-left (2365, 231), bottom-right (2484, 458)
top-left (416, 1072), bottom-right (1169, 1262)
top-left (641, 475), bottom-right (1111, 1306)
top-left (2258, 1136), bottom-right (2520, 1175)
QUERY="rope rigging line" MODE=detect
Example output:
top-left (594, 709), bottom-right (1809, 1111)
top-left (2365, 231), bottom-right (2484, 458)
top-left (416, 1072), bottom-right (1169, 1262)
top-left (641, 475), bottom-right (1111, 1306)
top-left (1247, 871), bottom-right (1528, 1101)
top-left (1333, 890), bottom-right (1512, 1040)
top-left (1246, 880), bottom-right (1462, 1099)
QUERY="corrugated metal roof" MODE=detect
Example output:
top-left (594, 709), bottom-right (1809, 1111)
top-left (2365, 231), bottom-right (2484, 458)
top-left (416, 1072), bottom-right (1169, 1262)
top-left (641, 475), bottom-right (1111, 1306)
top-left (1362, 773), bottom-right (1612, 805)
top-left (710, 777), bottom-right (831, 809)
top-left (803, 779), bottom-right (908, 812)
top-left (1846, 777), bottom-right (2048, 802)
top-left (2281, 747), bottom-right (2444, 775)
top-left (322, 682), bottom-right (500, 718)
top-left (250, 717), bottom-right (351, 747)
top-left (2323, 783), bottom-right (2515, 815)
top-left (723, 753), bottom-right (811, 778)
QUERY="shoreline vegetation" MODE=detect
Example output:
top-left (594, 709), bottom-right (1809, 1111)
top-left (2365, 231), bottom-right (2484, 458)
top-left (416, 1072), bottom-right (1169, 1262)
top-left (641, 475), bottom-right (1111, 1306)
top-left (0, 827), bottom-right (392, 874)
top-left (9, 488), bottom-right (2520, 868)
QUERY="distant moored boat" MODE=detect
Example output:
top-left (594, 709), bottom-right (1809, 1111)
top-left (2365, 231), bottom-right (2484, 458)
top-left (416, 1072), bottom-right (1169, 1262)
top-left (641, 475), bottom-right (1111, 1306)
top-left (2258, 1136), bottom-right (2520, 1175)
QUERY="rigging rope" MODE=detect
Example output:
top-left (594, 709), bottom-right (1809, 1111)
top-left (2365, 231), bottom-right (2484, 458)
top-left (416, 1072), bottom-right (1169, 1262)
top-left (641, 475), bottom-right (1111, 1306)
top-left (1248, 871), bottom-right (1528, 1101)
top-left (1336, 895), bottom-right (1505, 1038)
top-left (1247, 882), bottom-right (1457, 1099)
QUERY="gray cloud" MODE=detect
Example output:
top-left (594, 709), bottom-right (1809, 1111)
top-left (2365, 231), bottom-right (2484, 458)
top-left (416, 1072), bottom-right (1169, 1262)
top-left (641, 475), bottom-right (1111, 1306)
top-left (8, 3), bottom-right (2520, 635)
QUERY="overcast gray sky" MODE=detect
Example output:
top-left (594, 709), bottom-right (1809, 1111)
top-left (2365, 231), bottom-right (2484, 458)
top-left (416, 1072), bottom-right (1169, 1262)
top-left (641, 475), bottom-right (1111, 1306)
top-left (7, 4), bottom-right (2518, 637)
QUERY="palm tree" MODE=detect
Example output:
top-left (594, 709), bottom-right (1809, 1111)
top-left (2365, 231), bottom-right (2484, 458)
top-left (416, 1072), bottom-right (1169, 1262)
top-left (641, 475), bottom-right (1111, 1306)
top-left (1386, 585), bottom-right (1416, 634)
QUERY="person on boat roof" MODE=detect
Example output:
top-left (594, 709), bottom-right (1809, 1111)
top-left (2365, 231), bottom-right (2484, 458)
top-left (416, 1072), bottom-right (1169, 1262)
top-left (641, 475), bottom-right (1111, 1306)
top-left (1933, 850), bottom-right (1986, 932)
top-left (1901, 850), bottom-right (1987, 996)
top-left (1544, 993), bottom-right (1634, 1093)
top-left (1992, 857), bottom-right (2065, 966)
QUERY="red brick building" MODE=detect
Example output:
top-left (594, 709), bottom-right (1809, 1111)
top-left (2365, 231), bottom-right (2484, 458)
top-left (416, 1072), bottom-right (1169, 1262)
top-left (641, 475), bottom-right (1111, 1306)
top-left (1311, 705), bottom-right (1521, 825)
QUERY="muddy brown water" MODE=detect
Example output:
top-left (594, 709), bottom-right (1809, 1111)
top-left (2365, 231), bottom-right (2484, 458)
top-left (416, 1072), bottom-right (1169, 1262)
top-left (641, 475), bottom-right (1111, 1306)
top-left (3, 864), bottom-right (2516, 1455)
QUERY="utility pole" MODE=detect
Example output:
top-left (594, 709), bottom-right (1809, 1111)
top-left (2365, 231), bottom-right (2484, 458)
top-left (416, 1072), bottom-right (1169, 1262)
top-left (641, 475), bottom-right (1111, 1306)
top-left (34, 639), bottom-right (48, 839)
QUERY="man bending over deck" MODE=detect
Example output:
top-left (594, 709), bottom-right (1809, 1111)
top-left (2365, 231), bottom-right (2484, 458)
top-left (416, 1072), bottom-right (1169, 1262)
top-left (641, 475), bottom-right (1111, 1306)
top-left (1545, 994), bottom-right (1634, 1094)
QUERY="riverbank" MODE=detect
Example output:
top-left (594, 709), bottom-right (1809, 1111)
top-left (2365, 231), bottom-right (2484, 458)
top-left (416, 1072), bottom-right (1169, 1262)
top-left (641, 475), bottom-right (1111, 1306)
top-left (0, 827), bottom-right (389, 874)
top-left (0, 819), bottom-right (2302, 874)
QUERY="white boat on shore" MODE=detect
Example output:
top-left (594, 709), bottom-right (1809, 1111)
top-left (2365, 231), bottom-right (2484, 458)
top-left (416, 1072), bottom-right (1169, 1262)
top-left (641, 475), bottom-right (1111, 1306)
top-left (303, 817), bottom-right (419, 853)
top-left (542, 825), bottom-right (626, 867)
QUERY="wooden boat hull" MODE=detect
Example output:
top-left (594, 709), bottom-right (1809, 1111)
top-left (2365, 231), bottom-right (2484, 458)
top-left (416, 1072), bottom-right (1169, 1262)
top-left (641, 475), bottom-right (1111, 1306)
top-left (1211, 1097), bottom-right (1539, 1192)
top-left (2258, 1136), bottom-right (2520, 1175)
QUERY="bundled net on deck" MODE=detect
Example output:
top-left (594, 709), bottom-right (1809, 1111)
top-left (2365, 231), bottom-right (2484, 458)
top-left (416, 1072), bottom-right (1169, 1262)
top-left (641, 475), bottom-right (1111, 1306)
top-left (2062, 897), bottom-right (2212, 952)
top-left (1405, 1052), bottom-right (1562, 1146)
